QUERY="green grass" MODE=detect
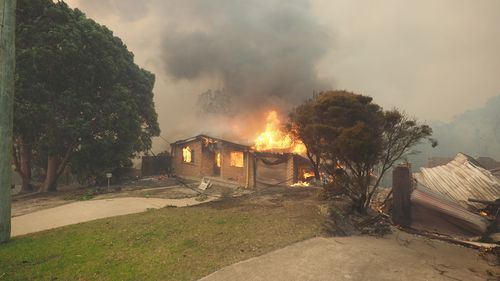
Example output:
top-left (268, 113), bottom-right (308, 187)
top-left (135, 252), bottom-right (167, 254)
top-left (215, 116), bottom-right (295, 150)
top-left (0, 195), bottom-right (324, 281)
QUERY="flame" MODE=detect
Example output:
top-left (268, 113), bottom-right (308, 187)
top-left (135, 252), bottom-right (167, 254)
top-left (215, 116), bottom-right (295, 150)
top-left (183, 146), bottom-right (192, 163)
top-left (254, 111), bottom-right (306, 154)
top-left (230, 152), bottom-right (244, 167)
top-left (216, 153), bottom-right (221, 168)
top-left (291, 181), bottom-right (311, 187)
top-left (303, 171), bottom-right (315, 179)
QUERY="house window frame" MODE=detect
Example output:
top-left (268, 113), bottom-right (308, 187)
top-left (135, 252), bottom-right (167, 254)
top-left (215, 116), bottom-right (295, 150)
top-left (229, 151), bottom-right (244, 168)
top-left (182, 146), bottom-right (194, 164)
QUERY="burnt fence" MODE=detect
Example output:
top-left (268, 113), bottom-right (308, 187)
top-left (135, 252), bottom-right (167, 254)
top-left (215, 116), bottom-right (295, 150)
top-left (141, 155), bottom-right (172, 177)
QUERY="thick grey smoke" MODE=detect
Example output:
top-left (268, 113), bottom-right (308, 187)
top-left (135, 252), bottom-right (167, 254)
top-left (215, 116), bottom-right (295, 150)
top-left (160, 0), bottom-right (330, 109)
top-left (67, 0), bottom-right (331, 143)
top-left (71, 0), bottom-right (330, 105)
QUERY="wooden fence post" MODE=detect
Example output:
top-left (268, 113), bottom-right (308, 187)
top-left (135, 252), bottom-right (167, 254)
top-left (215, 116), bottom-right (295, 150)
top-left (0, 0), bottom-right (17, 243)
top-left (392, 165), bottom-right (412, 227)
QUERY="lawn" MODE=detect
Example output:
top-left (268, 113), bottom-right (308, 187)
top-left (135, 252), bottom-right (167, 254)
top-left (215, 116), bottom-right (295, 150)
top-left (0, 189), bottom-right (325, 281)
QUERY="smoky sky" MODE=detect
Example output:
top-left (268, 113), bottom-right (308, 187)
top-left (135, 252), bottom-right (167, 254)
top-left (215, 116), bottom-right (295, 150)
top-left (72, 0), bottom-right (150, 21)
top-left (160, 0), bottom-right (330, 107)
top-left (65, 0), bottom-right (500, 153)
top-left (66, 0), bottom-right (332, 144)
top-left (71, 0), bottom-right (330, 108)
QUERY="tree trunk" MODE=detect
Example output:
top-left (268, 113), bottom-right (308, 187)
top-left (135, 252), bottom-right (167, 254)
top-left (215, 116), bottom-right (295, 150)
top-left (19, 141), bottom-right (33, 192)
top-left (307, 152), bottom-right (321, 181)
top-left (0, 0), bottom-right (17, 243)
top-left (356, 191), bottom-right (368, 214)
top-left (42, 156), bottom-right (59, 192)
top-left (40, 145), bottom-right (74, 192)
top-left (313, 162), bottom-right (320, 181)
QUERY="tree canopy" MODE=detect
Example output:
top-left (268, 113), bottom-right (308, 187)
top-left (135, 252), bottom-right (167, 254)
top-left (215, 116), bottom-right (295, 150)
top-left (14, 0), bottom-right (160, 191)
top-left (288, 90), bottom-right (436, 212)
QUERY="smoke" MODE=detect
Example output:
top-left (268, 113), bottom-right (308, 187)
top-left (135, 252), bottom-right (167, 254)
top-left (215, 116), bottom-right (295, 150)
top-left (160, 0), bottom-right (330, 110)
top-left (71, 0), bottom-right (150, 21)
top-left (66, 0), bottom-right (331, 143)
top-left (63, 0), bottom-right (500, 155)
top-left (409, 95), bottom-right (500, 169)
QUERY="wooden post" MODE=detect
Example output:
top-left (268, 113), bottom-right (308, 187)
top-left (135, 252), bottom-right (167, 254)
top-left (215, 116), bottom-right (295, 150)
top-left (0, 0), bottom-right (17, 243)
top-left (392, 165), bottom-right (412, 227)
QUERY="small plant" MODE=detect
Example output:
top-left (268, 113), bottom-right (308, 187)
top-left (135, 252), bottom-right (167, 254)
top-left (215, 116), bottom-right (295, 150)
top-left (79, 194), bottom-right (94, 201)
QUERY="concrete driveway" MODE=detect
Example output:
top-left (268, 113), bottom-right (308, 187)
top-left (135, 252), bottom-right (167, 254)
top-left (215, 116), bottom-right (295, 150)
top-left (200, 232), bottom-right (498, 281)
top-left (12, 196), bottom-right (214, 236)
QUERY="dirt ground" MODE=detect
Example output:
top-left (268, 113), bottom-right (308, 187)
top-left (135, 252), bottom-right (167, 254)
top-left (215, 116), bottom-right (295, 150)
top-left (11, 177), bottom-right (250, 217)
top-left (10, 176), bottom-right (259, 236)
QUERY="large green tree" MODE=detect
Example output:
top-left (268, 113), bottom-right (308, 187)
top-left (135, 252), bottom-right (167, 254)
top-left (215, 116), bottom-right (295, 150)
top-left (14, 0), bottom-right (159, 192)
top-left (289, 91), bottom-right (435, 213)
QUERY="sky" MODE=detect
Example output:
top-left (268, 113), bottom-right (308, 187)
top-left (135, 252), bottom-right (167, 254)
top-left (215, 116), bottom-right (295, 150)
top-left (65, 0), bottom-right (500, 152)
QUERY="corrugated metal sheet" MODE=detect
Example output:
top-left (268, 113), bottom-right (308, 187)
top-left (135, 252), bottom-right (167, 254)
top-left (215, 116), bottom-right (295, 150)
top-left (410, 184), bottom-right (489, 237)
top-left (414, 153), bottom-right (500, 210)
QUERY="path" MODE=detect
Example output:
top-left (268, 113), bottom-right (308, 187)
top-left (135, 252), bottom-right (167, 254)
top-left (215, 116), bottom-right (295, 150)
top-left (200, 232), bottom-right (498, 281)
top-left (12, 196), bottom-right (215, 237)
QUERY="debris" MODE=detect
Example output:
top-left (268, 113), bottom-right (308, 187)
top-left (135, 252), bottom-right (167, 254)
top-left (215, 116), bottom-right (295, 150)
top-left (324, 202), bottom-right (392, 237)
top-left (414, 153), bottom-right (500, 210)
top-left (198, 178), bottom-right (212, 190)
top-left (410, 185), bottom-right (489, 237)
top-left (196, 194), bottom-right (209, 202)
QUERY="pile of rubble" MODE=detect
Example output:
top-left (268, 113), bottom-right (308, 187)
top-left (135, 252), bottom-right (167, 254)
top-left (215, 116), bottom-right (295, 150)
top-left (324, 202), bottom-right (392, 237)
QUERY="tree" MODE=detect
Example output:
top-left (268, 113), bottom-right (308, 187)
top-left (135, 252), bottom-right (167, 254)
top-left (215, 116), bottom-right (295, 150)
top-left (287, 97), bottom-right (323, 181)
top-left (14, 0), bottom-right (160, 192)
top-left (0, 0), bottom-right (17, 243)
top-left (289, 91), bottom-right (435, 213)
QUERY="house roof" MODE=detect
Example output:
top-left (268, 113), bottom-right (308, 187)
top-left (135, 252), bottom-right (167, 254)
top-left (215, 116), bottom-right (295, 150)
top-left (413, 153), bottom-right (500, 210)
top-left (171, 134), bottom-right (251, 150)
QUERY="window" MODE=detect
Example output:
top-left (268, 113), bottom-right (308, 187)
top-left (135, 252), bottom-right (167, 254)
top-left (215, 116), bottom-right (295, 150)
top-left (216, 153), bottom-right (221, 168)
top-left (182, 146), bottom-right (194, 163)
top-left (230, 151), bottom-right (244, 167)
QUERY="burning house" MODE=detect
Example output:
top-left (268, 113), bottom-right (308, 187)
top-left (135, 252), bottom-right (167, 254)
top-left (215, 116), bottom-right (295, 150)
top-left (170, 111), bottom-right (315, 187)
top-left (170, 134), bottom-right (314, 188)
top-left (171, 135), bottom-right (254, 187)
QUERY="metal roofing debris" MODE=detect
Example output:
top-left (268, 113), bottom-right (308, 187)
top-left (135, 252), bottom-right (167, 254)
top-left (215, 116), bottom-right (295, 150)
top-left (410, 184), bottom-right (489, 237)
top-left (414, 153), bottom-right (500, 210)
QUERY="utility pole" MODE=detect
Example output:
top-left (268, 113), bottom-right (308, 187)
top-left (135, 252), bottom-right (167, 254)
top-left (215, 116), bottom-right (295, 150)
top-left (0, 0), bottom-right (17, 243)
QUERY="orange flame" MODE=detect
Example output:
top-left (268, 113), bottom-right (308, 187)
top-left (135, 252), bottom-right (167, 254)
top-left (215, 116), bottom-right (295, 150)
top-left (303, 171), bottom-right (315, 179)
top-left (253, 111), bottom-right (306, 154)
top-left (291, 181), bottom-right (311, 187)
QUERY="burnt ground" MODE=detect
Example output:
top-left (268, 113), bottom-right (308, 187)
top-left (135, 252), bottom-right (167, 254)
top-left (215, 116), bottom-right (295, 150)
top-left (11, 177), bottom-right (199, 217)
top-left (205, 186), bottom-right (324, 210)
top-left (11, 177), bottom-right (323, 217)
